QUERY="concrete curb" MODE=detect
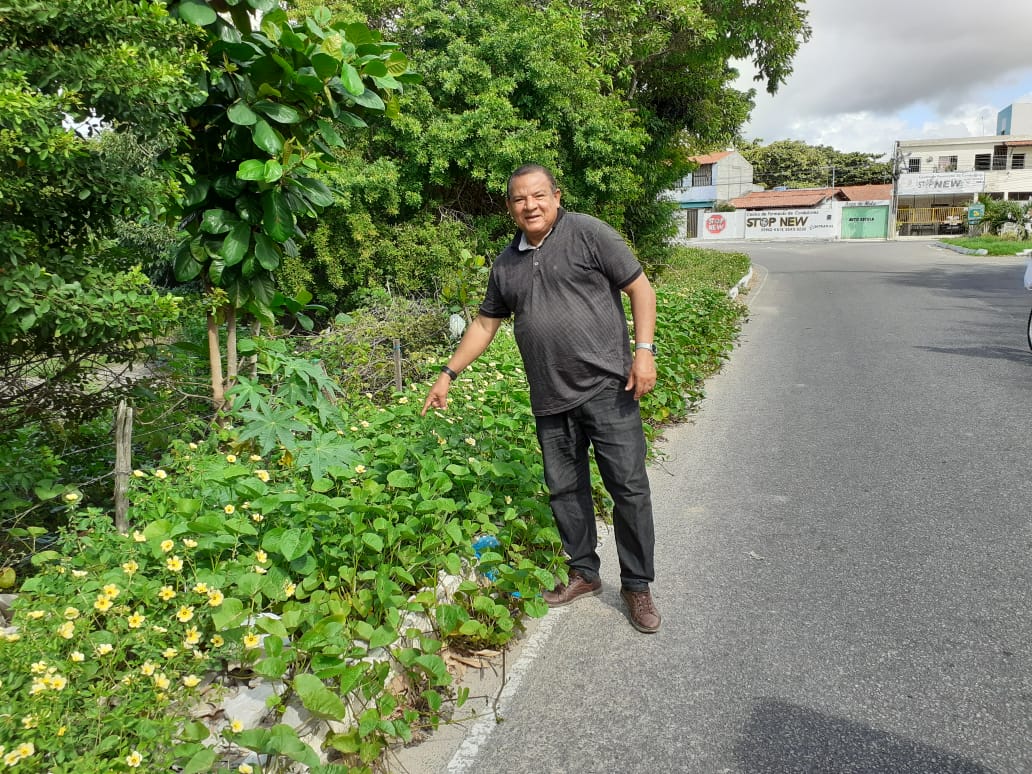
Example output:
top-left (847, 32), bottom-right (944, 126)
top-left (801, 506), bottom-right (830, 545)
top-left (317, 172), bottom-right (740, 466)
top-left (728, 267), bottom-right (753, 299)
top-left (934, 240), bottom-right (988, 256)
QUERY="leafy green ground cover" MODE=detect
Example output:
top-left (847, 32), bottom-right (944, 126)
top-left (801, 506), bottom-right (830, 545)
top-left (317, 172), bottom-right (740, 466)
top-left (0, 247), bottom-right (749, 773)
top-left (940, 235), bottom-right (1032, 256)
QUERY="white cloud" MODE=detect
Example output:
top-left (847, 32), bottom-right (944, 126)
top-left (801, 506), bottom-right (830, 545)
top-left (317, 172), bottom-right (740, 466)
top-left (736, 0), bottom-right (1032, 153)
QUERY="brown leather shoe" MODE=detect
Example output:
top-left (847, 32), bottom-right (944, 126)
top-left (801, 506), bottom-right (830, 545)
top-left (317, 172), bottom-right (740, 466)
top-left (543, 571), bottom-right (602, 607)
top-left (621, 588), bottom-right (661, 633)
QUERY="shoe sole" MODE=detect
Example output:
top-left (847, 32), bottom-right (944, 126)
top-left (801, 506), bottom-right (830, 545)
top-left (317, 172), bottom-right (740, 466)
top-left (544, 586), bottom-right (602, 608)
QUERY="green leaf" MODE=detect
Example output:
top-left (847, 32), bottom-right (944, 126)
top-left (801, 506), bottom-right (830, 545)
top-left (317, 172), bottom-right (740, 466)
top-left (178, 0), bottom-right (218, 26)
top-left (228, 101), bottom-right (259, 126)
top-left (316, 118), bottom-right (345, 148)
top-left (251, 119), bottom-right (284, 155)
top-left (291, 177), bottom-right (335, 208)
top-left (340, 64), bottom-right (365, 96)
top-left (361, 532), bottom-right (383, 553)
top-left (350, 88), bottom-right (386, 111)
top-left (444, 521), bottom-right (463, 546)
top-left (221, 222), bottom-right (251, 267)
top-left (211, 597), bottom-right (246, 629)
top-left (180, 747), bottom-right (217, 774)
top-left (179, 721), bottom-right (211, 743)
top-left (201, 209), bottom-right (240, 234)
top-left (294, 673), bottom-right (348, 721)
top-left (311, 53), bottom-right (340, 80)
top-left (254, 233), bottom-right (280, 270)
top-left (254, 101), bottom-right (302, 124)
top-left (261, 189), bottom-right (294, 242)
top-left (263, 160), bottom-right (284, 183)
top-left (173, 244), bottom-right (203, 282)
top-left (237, 159), bottom-right (266, 181)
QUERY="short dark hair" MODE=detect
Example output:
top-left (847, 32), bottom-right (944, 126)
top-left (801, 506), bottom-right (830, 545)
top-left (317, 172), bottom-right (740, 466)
top-left (507, 164), bottom-right (557, 198)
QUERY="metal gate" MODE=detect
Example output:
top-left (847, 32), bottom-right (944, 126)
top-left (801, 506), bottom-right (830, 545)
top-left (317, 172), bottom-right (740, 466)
top-left (841, 205), bottom-right (888, 239)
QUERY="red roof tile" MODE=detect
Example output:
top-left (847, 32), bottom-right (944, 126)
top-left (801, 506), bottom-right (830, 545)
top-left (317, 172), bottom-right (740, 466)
top-left (729, 188), bottom-right (840, 209)
top-left (689, 150), bottom-right (734, 165)
top-left (836, 184), bottom-right (892, 201)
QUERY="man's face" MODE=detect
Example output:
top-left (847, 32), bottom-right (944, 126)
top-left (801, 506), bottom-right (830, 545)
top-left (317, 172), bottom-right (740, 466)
top-left (506, 171), bottom-right (561, 245)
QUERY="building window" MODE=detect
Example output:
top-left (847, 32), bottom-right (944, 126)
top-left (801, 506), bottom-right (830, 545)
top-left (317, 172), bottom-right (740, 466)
top-left (936, 155), bottom-right (958, 172)
top-left (974, 153), bottom-right (991, 170)
top-left (1012, 154), bottom-right (1025, 170)
top-left (992, 145), bottom-right (1008, 170)
top-left (692, 165), bottom-right (713, 186)
top-left (907, 157), bottom-right (921, 173)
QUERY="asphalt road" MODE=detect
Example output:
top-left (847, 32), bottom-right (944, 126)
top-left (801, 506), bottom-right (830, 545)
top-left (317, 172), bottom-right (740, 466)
top-left (428, 240), bottom-right (1032, 774)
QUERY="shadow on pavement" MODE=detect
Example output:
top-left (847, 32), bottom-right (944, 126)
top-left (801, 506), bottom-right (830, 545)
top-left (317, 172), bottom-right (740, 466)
top-left (733, 699), bottom-right (997, 774)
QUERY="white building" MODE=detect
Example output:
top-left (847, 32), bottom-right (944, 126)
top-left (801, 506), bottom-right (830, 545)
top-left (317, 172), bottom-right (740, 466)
top-left (893, 101), bottom-right (1032, 235)
top-left (662, 150), bottom-right (760, 238)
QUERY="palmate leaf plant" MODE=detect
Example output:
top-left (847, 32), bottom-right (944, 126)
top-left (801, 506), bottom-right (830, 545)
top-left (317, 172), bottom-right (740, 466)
top-left (168, 1), bottom-right (415, 413)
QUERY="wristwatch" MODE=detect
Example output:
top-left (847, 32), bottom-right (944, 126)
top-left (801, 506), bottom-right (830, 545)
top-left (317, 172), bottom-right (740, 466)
top-left (635, 342), bottom-right (658, 355)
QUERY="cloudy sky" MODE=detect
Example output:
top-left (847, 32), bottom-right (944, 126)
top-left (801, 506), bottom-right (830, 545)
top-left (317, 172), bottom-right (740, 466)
top-left (735, 0), bottom-right (1032, 159)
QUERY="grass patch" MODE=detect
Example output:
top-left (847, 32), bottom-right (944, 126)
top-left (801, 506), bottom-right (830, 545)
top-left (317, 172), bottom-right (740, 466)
top-left (940, 235), bottom-right (1032, 256)
top-left (654, 245), bottom-right (751, 290)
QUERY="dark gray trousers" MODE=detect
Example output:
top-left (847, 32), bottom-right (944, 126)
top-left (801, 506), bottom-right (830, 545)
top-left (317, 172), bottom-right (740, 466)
top-left (534, 380), bottom-right (656, 592)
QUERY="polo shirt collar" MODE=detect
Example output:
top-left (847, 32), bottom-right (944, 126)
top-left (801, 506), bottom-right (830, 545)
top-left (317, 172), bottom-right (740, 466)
top-left (515, 208), bottom-right (566, 251)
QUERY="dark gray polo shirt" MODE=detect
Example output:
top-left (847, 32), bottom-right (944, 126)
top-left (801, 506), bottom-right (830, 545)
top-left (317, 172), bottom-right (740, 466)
top-left (479, 209), bottom-right (643, 416)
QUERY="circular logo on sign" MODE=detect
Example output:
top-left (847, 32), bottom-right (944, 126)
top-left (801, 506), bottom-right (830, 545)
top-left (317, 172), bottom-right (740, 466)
top-left (705, 214), bottom-right (726, 233)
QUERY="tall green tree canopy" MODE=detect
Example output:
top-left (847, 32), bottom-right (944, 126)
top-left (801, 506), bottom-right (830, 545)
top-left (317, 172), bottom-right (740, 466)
top-left (738, 139), bottom-right (891, 189)
top-left (0, 0), bottom-right (203, 425)
top-left (284, 0), bottom-right (810, 307)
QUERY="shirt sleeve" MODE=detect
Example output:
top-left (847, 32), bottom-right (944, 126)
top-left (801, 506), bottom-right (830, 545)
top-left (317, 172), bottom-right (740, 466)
top-left (589, 217), bottom-right (643, 289)
top-left (478, 265), bottom-right (511, 319)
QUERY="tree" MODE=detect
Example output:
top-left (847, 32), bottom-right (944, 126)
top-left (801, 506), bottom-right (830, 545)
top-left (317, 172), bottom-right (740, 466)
top-left (281, 0), bottom-right (810, 300)
top-left (165, 1), bottom-right (412, 412)
top-left (0, 0), bottom-right (203, 428)
top-left (739, 139), bottom-right (891, 189)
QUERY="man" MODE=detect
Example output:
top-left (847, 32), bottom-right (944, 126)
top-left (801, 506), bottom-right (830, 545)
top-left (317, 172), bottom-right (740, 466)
top-left (421, 163), bottom-right (661, 633)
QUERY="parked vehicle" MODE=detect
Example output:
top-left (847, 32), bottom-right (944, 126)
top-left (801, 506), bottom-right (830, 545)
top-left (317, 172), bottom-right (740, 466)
top-left (939, 214), bottom-right (964, 235)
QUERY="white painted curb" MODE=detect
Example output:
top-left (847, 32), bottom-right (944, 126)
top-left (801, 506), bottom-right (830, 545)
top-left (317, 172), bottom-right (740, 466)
top-left (728, 267), bottom-right (753, 299)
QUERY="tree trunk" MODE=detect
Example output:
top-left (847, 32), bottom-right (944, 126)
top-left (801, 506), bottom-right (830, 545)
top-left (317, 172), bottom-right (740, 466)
top-left (207, 309), bottom-right (226, 414)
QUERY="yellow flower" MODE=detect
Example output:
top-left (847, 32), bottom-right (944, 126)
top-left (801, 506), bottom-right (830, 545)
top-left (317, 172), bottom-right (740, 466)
top-left (397, 396), bottom-right (409, 404)
top-left (505, 495), bottom-right (512, 505)
top-left (4, 632), bottom-right (21, 642)
top-left (126, 750), bottom-right (143, 768)
top-left (188, 442), bottom-right (198, 450)
top-left (243, 632), bottom-right (261, 649)
top-left (47, 674), bottom-right (67, 691)
top-left (253, 565), bottom-right (267, 574)
top-left (224, 504), bottom-right (236, 514)
top-left (465, 437), bottom-right (476, 446)
top-left (249, 454), bottom-right (262, 462)
top-left (230, 719), bottom-right (244, 733)
top-left (31, 661), bottom-right (48, 674)
top-left (350, 425), bottom-right (359, 432)
top-left (210, 634), bottom-right (225, 647)
top-left (133, 530), bottom-right (147, 542)
top-left (140, 661), bottom-right (156, 676)
top-left (151, 625), bottom-right (168, 634)
top-left (95, 643), bottom-right (114, 656)
top-left (160, 539), bottom-right (175, 553)
top-left (132, 469), bottom-right (146, 478)
top-left (71, 569), bottom-right (88, 578)
top-left (154, 469), bottom-right (168, 480)
top-left (70, 651), bottom-right (85, 662)
top-left (251, 512), bottom-right (264, 523)
top-left (121, 560), bottom-right (139, 575)
top-left (354, 464), bottom-right (367, 474)
top-left (360, 420), bottom-right (370, 428)
top-left (255, 549), bottom-right (267, 564)
top-left (207, 589), bottom-right (225, 607)
top-left (182, 674), bottom-right (201, 688)
top-left (58, 725), bottom-right (67, 736)
top-left (238, 765), bottom-right (254, 774)
top-left (158, 585), bottom-right (176, 601)
top-left (166, 555), bottom-right (184, 572)
top-left (255, 469), bottom-right (270, 482)
top-left (127, 611), bottom-right (146, 629)
top-left (176, 606), bottom-right (195, 623)
top-left (192, 582), bottom-right (208, 594)
top-left (26, 610), bottom-right (45, 620)
top-left (283, 581), bottom-right (296, 598)
top-left (184, 627), bottom-right (201, 646)
top-left (225, 454), bottom-right (237, 463)
top-left (183, 538), bottom-right (198, 548)
top-left (162, 647), bottom-right (178, 659)
top-left (102, 583), bottom-right (121, 599)
top-left (63, 491), bottom-right (81, 503)
top-left (94, 596), bottom-right (113, 613)
top-left (21, 715), bottom-right (38, 729)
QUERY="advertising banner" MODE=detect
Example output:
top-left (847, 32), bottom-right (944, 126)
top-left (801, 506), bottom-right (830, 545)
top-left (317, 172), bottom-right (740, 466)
top-left (742, 206), bottom-right (838, 239)
top-left (897, 171), bottom-right (985, 195)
